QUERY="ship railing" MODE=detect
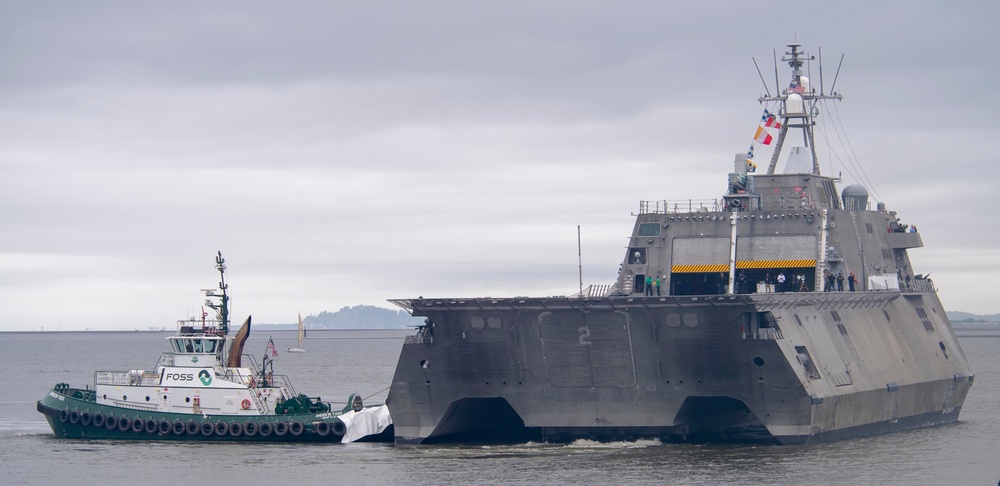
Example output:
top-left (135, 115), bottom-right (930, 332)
top-left (742, 328), bottom-right (783, 340)
top-left (907, 278), bottom-right (935, 292)
top-left (240, 354), bottom-right (262, 376)
top-left (95, 370), bottom-right (161, 387)
top-left (404, 333), bottom-right (433, 345)
top-left (639, 199), bottom-right (724, 214)
top-left (272, 374), bottom-right (297, 398)
top-left (174, 318), bottom-right (227, 335)
top-left (571, 284), bottom-right (614, 298)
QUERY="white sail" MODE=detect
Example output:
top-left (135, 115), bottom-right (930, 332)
top-left (288, 312), bottom-right (306, 353)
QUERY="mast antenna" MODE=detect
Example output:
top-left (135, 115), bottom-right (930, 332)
top-left (753, 57), bottom-right (771, 98)
top-left (830, 53), bottom-right (845, 94)
top-left (772, 49), bottom-right (780, 97)
top-left (577, 225), bottom-right (583, 297)
top-left (819, 47), bottom-right (825, 95)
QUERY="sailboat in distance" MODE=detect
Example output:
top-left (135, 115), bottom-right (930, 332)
top-left (288, 312), bottom-right (306, 353)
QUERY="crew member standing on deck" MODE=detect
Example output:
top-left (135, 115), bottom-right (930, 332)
top-left (848, 272), bottom-right (856, 291)
top-left (645, 276), bottom-right (653, 296)
top-left (655, 276), bottom-right (661, 296)
top-left (837, 272), bottom-right (845, 291)
top-left (777, 272), bottom-right (786, 293)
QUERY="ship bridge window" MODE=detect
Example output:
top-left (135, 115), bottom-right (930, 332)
top-left (637, 223), bottom-right (661, 237)
top-left (192, 340), bottom-right (203, 353)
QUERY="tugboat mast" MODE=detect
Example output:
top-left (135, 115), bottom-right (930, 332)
top-left (203, 251), bottom-right (230, 335)
top-left (759, 43), bottom-right (843, 175)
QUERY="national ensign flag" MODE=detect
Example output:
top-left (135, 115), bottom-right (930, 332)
top-left (267, 337), bottom-right (279, 357)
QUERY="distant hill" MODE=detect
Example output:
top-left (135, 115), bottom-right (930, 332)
top-left (947, 311), bottom-right (1000, 323)
top-left (301, 305), bottom-right (422, 330)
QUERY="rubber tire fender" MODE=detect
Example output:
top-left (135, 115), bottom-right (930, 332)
top-left (185, 420), bottom-right (200, 435)
top-left (58, 409), bottom-right (69, 423)
top-left (288, 421), bottom-right (304, 436)
top-left (332, 419), bottom-right (347, 438)
top-left (80, 411), bottom-right (92, 426)
top-left (92, 413), bottom-right (105, 428)
top-left (105, 415), bottom-right (119, 430)
top-left (143, 418), bottom-right (158, 434)
top-left (172, 420), bottom-right (186, 435)
top-left (158, 419), bottom-right (172, 435)
top-left (68, 409), bottom-right (80, 424)
top-left (257, 422), bottom-right (273, 437)
top-left (117, 416), bottom-right (132, 432)
top-left (314, 421), bottom-right (331, 437)
top-left (228, 422), bottom-right (243, 437)
top-left (132, 417), bottom-right (145, 433)
top-left (200, 421), bottom-right (214, 437)
top-left (272, 421), bottom-right (288, 436)
top-left (213, 421), bottom-right (229, 437)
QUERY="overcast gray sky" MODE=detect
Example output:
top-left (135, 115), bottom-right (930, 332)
top-left (2, 1), bottom-right (997, 331)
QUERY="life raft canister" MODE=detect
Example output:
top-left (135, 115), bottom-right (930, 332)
top-left (241, 399), bottom-right (251, 410)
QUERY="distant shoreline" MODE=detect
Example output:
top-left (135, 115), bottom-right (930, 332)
top-left (0, 327), bottom-right (413, 334)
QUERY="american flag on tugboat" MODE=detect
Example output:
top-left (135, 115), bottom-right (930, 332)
top-left (267, 337), bottom-right (279, 357)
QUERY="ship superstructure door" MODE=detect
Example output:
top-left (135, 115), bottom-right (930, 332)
top-left (670, 237), bottom-right (730, 295)
top-left (735, 235), bottom-right (817, 292)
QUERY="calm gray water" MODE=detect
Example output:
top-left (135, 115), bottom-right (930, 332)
top-left (1, 329), bottom-right (997, 485)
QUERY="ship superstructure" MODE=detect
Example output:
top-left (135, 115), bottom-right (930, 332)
top-left (385, 43), bottom-right (974, 444)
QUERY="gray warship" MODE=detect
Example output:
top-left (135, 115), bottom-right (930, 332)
top-left (386, 43), bottom-right (975, 444)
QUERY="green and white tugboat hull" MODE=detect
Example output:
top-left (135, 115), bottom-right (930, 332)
top-left (37, 252), bottom-right (393, 443)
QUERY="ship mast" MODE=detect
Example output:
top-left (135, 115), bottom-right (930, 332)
top-left (760, 44), bottom-right (843, 175)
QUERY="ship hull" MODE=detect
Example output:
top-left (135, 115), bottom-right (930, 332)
top-left (37, 387), bottom-right (393, 442)
top-left (387, 291), bottom-right (973, 444)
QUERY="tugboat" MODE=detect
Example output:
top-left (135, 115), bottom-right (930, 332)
top-left (386, 43), bottom-right (975, 444)
top-left (36, 252), bottom-right (392, 442)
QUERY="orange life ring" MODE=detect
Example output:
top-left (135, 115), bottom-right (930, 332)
top-left (241, 399), bottom-right (251, 410)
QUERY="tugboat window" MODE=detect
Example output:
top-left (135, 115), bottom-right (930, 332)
top-left (470, 316), bottom-right (485, 331)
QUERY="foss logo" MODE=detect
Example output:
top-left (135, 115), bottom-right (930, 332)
top-left (164, 370), bottom-right (213, 386)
